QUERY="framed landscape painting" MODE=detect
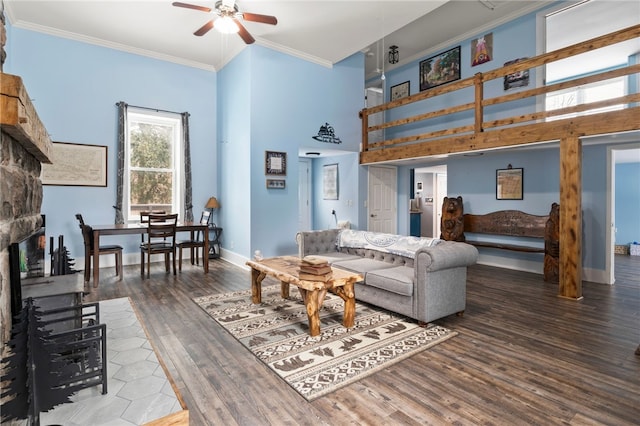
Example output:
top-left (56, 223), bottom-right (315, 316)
top-left (419, 46), bottom-right (461, 91)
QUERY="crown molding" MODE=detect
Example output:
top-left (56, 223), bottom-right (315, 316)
top-left (10, 20), bottom-right (217, 72)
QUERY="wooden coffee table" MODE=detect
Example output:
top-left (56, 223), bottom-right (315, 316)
top-left (245, 255), bottom-right (363, 337)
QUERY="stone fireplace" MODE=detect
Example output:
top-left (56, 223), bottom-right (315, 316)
top-left (0, 69), bottom-right (53, 343)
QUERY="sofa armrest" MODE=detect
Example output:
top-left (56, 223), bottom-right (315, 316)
top-left (296, 229), bottom-right (342, 257)
top-left (412, 241), bottom-right (478, 323)
top-left (415, 241), bottom-right (478, 272)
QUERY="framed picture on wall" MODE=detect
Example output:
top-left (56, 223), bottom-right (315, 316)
top-left (390, 81), bottom-right (410, 101)
top-left (265, 151), bottom-right (287, 175)
top-left (266, 179), bottom-right (286, 189)
top-left (503, 58), bottom-right (530, 90)
top-left (496, 167), bottom-right (523, 200)
top-left (323, 164), bottom-right (339, 200)
top-left (41, 142), bottom-right (108, 186)
top-left (419, 46), bottom-right (461, 91)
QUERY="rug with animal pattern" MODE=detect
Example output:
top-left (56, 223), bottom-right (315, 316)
top-left (193, 284), bottom-right (457, 401)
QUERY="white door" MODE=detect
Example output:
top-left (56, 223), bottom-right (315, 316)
top-left (435, 173), bottom-right (447, 238)
top-left (368, 165), bottom-right (397, 233)
top-left (298, 159), bottom-right (311, 231)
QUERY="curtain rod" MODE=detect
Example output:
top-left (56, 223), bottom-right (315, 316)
top-left (115, 101), bottom-right (188, 116)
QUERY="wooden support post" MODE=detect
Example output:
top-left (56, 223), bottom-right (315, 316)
top-left (360, 108), bottom-right (369, 152)
top-left (474, 73), bottom-right (484, 133)
top-left (559, 135), bottom-right (583, 300)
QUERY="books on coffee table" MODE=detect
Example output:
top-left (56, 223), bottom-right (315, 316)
top-left (299, 263), bottom-right (332, 275)
top-left (299, 256), bottom-right (333, 282)
top-left (301, 255), bottom-right (328, 265)
top-left (298, 271), bottom-right (334, 282)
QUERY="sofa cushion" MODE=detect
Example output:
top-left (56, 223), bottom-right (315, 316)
top-left (365, 266), bottom-right (414, 296)
top-left (332, 258), bottom-right (395, 275)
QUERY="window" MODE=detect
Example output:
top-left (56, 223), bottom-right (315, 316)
top-left (543, 0), bottom-right (638, 120)
top-left (124, 109), bottom-right (183, 222)
top-left (545, 77), bottom-right (626, 121)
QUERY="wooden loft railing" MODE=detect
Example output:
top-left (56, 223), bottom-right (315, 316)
top-left (359, 24), bottom-right (640, 165)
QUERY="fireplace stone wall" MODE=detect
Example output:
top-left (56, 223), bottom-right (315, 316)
top-left (1, 8), bottom-right (53, 343)
top-left (0, 131), bottom-right (45, 343)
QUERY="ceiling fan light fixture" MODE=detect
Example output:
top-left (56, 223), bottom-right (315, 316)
top-left (216, 16), bottom-right (239, 34)
top-left (174, 0), bottom-right (277, 43)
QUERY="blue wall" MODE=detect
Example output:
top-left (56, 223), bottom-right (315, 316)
top-left (217, 48), bottom-right (252, 258)
top-left (616, 162), bottom-right (640, 245)
top-left (5, 27), bottom-right (217, 260)
top-left (311, 153), bottom-right (361, 231)
top-left (5, 22), bottom-right (365, 264)
top-left (217, 45), bottom-right (364, 259)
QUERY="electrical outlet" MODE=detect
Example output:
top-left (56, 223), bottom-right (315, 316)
top-left (331, 209), bottom-right (336, 215)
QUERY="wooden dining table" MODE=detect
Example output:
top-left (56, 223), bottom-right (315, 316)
top-left (91, 222), bottom-right (209, 287)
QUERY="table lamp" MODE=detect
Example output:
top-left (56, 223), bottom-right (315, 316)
top-left (205, 197), bottom-right (220, 227)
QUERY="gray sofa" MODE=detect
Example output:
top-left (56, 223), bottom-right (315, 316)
top-left (296, 229), bottom-right (478, 324)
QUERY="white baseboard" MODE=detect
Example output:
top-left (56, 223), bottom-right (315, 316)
top-left (51, 251), bottom-right (202, 275)
top-left (476, 253), bottom-right (611, 285)
top-left (219, 248), bottom-right (250, 270)
top-left (476, 253), bottom-right (542, 275)
top-left (582, 267), bottom-right (612, 285)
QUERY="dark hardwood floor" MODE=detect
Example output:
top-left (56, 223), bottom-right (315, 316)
top-left (84, 255), bottom-right (640, 425)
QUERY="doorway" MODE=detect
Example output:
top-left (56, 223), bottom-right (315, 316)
top-left (607, 144), bottom-right (640, 284)
top-left (413, 165), bottom-right (447, 238)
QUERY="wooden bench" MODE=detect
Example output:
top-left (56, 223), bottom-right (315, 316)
top-left (463, 210), bottom-right (548, 253)
top-left (460, 205), bottom-right (560, 282)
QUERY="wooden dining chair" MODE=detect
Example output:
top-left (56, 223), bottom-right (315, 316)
top-left (140, 213), bottom-right (178, 279)
top-left (176, 211), bottom-right (208, 271)
top-left (75, 214), bottom-right (123, 284)
top-left (140, 210), bottom-right (167, 253)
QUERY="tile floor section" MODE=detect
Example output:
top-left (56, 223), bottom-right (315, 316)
top-left (41, 297), bottom-right (183, 426)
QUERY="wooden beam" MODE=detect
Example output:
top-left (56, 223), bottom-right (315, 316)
top-left (1, 72), bottom-right (53, 163)
top-left (559, 136), bottom-right (582, 300)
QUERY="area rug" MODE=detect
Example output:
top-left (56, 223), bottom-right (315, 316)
top-left (193, 285), bottom-right (457, 401)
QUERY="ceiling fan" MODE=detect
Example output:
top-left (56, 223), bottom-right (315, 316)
top-left (172, 0), bottom-right (278, 44)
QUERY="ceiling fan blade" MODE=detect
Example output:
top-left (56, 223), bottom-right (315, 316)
top-left (233, 19), bottom-right (255, 44)
top-left (194, 20), bottom-right (215, 36)
top-left (241, 12), bottom-right (277, 25)
top-left (172, 2), bottom-right (212, 13)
